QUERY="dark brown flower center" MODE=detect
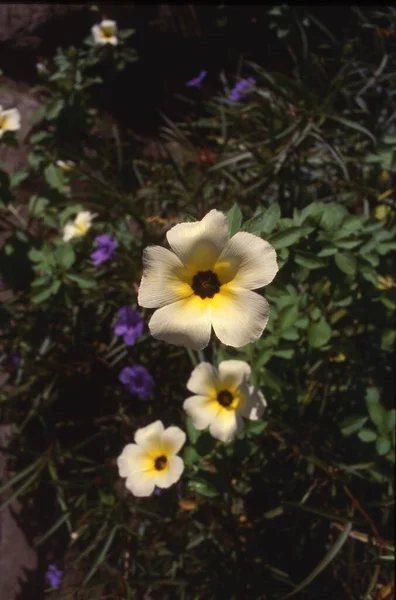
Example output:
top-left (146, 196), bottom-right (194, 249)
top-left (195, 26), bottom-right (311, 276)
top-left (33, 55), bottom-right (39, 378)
top-left (191, 270), bottom-right (220, 299)
top-left (217, 390), bottom-right (233, 407)
top-left (154, 455), bottom-right (167, 471)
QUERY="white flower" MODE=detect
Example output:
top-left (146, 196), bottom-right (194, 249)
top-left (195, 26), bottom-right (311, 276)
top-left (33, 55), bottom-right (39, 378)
top-left (183, 360), bottom-right (266, 443)
top-left (0, 105), bottom-right (21, 138)
top-left (36, 62), bottom-right (48, 75)
top-left (117, 421), bottom-right (186, 497)
top-left (92, 19), bottom-right (118, 46)
top-left (62, 211), bottom-right (96, 242)
top-left (56, 160), bottom-right (75, 172)
top-left (138, 209), bottom-right (278, 349)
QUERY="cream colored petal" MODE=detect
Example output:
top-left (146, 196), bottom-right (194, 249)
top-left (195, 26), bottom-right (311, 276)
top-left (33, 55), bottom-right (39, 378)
top-left (63, 223), bottom-right (78, 241)
top-left (75, 211), bottom-right (94, 227)
top-left (134, 421), bottom-right (164, 452)
top-left (183, 395), bottom-right (219, 430)
top-left (100, 19), bottom-right (117, 29)
top-left (209, 410), bottom-right (243, 443)
top-left (125, 472), bottom-right (156, 497)
top-left (238, 386), bottom-right (267, 420)
top-left (91, 25), bottom-right (102, 43)
top-left (148, 296), bottom-right (212, 350)
top-left (161, 426), bottom-right (186, 456)
top-left (2, 108), bottom-right (21, 131)
top-left (155, 455), bottom-right (184, 489)
top-left (218, 360), bottom-right (251, 389)
top-left (138, 245), bottom-right (192, 309)
top-left (117, 444), bottom-right (151, 478)
top-left (107, 37), bottom-right (118, 46)
top-left (0, 130), bottom-right (4, 139)
top-left (186, 362), bottom-right (217, 395)
top-left (210, 287), bottom-right (270, 347)
top-left (217, 232), bottom-right (278, 289)
top-left (166, 209), bottom-right (229, 265)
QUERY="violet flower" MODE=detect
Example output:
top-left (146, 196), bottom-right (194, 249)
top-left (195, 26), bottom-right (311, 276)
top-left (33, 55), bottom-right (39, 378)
top-left (186, 70), bottom-right (207, 88)
top-left (119, 365), bottom-right (154, 400)
top-left (114, 306), bottom-right (144, 346)
top-left (46, 564), bottom-right (63, 589)
top-left (229, 77), bottom-right (256, 102)
top-left (90, 234), bottom-right (117, 266)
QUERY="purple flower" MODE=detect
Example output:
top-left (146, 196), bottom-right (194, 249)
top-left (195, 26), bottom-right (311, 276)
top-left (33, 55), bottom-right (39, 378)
top-left (11, 355), bottom-right (21, 366)
top-left (90, 234), bottom-right (117, 266)
top-left (46, 564), bottom-right (63, 589)
top-left (119, 365), bottom-right (154, 400)
top-left (229, 77), bottom-right (256, 102)
top-left (114, 306), bottom-right (144, 346)
top-left (186, 70), bottom-right (207, 88)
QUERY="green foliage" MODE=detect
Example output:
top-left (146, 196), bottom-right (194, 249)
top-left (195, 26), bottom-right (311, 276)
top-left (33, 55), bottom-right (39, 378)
top-left (0, 7), bottom-right (395, 600)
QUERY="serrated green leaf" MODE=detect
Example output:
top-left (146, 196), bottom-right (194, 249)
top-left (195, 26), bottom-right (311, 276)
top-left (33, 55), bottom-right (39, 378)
top-left (307, 318), bottom-right (332, 348)
top-left (278, 304), bottom-right (299, 331)
top-left (67, 273), bottom-right (97, 289)
top-left (226, 203), bottom-right (243, 236)
top-left (44, 164), bottom-right (67, 193)
top-left (294, 251), bottom-right (326, 269)
top-left (268, 227), bottom-right (301, 249)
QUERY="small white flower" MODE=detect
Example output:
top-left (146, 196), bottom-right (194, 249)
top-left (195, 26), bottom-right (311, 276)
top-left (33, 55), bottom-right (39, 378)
top-left (138, 209), bottom-right (278, 349)
top-left (36, 62), bottom-right (48, 75)
top-left (62, 211), bottom-right (97, 242)
top-left (117, 421), bottom-right (186, 497)
top-left (0, 105), bottom-right (21, 138)
top-left (56, 160), bottom-right (75, 172)
top-left (92, 19), bottom-right (118, 46)
top-left (183, 360), bottom-right (267, 443)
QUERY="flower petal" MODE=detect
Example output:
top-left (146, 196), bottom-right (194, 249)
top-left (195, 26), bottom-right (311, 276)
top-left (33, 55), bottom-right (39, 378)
top-left (239, 386), bottom-right (267, 420)
top-left (135, 420), bottom-right (164, 450)
top-left (160, 426), bottom-right (186, 456)
top-left (148, 296), bottom-right (212, 350)
top-left (2, 109), bottom-right (21, 131)
top-left (186, 362), bottom-right (217, 395)
top-left (166, 209), bottom-right (229, 265)
top-left (155, 455), bottom-right (184, 489)
top-left (210, 287), bottom-right (270, 347)
top-left (218, 360), bottom-right (251, 388)
top-left (117, 444), bottom-right (152, 478)
top-left (138, 246), bottom-right (192, 309)
top-left (63, 223), bottom-right (78, 241)
top-left (183, 395), bottom-right (220, 430)
top-left (218, 232), bottom-right (278, 289)
top-left (125, 472), bottom-right (156, 497)
top-left (209, 410), bottom-right (243, 443)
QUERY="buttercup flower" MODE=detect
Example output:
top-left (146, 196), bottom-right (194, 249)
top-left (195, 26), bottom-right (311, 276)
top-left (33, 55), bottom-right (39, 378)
top-left (46, 564), bottom-right (63, 589)
top-left (92, 19), bottom-right (118, 46)
top-left (229, 77), bottom-right (256, 102)
top-left (119, 365), bottom-right (154, 400)
top-left (62, 211), bottom-right (96, 242)
top-left (0, 105), bottom-right (21, 138)
top-left (186, 70), bottom-right (207, 88)
top-left (117, 420), bottom-right (186, 497)
top-left (90, 234), bottom-right (117, 266)
top-left (56, 159), bottom-right (75, 171)
top-left (138, 209), bottom-right (278, 349)
top-left (114, 306), bottom-right (144, 345)
top-left (183, 360), bottom-right (266, 443)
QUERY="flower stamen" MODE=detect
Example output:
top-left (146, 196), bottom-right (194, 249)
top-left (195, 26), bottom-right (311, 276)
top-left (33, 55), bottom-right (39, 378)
top-left (191, 270), bottom-right (220, 299)
top-left (154, 455), bottom-right (167, 471)
top-left (217, 389), bottom-right (234, 408)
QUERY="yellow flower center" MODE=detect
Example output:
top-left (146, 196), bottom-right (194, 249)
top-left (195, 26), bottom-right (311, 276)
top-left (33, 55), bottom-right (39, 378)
top-left (100, 27), bottom-right (114, 39)
top-left (0, 116), bottom-right (8, 130)
top-left (77, 222), bottom-right (88, 234)
top-left (154, 455), bottom-right (168, 471)
top-left (217, 389), bottom-right (234, 408)
top-left (191, 270), bottom-right (221, 299)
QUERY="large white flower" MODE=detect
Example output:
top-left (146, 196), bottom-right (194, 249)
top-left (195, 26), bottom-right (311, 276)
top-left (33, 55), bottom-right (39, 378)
top-left (183, 360), bottom-right (266, 443)
top-left (117, 420), bottom-right (186, 497)
top-left (62, 211), bottom-right (97, 242)
top-left (0, 105), bottom-right (21, 138)
top-left (92, 19), bottom-right (118, 46)
top-left (138, 209), bottom-right (278, 349)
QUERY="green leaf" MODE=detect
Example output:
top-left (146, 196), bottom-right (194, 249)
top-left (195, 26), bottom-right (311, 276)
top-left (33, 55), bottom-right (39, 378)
top-left (268, 227), bottom-right (301, 249)
top-left (294, 251), bottom-right (326, 269)
top-left (31, 279), bottom-right (61, 303)
top-left (28, 196), bottom-right (49, 218)
top-left (183, 446), bottom-right (201, 465)
top-left (307, 318), bottom-right (332, 348)
top-left (226, 203), bottom-right (242, 236)
top-left (376, 437), bottom-right (391, 456)
top-left (317, 245), bottom-right (337, 257)
top-left (358, 429), bottom-right (377, 442)
top-left (186, 417), bottom-right (200, 445)
top-left (45, 97), bottom-right (64, 121)
top-left (67, 273), bottom-right (97, 289)
top-left (320, 204), bottom-right (348, 232)
top-left (263, 203), bottom-right (281, 233)
top-left (55, 243), bottom-right (76, 269)
top-left (334, 252), bottom-right (357, 275)
top-left (9, 170), bottom-right (28, 188)
top-left (278, 304), bottom-right (299, 331)
top-left (245, 420), bottom-right (268, 435)
top-left (366, 388), bottom-right (387, 430)
top-left (326, 115), bottom-right (376, 144)
top-left (187, 479), bottom-right (219, 498)
top-left (340, 415), bottom-right (368, 437)
top-left (44, 164), bottom-right (67, 193)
